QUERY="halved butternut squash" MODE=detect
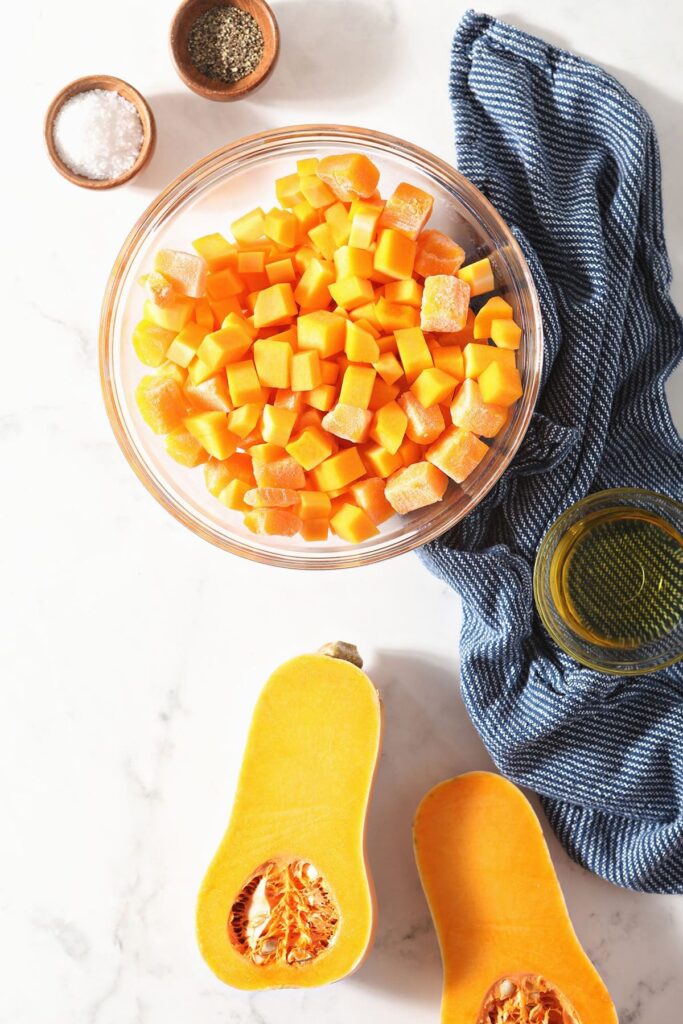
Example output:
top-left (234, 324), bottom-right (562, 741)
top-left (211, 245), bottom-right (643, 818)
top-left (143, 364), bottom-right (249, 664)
top-left (414, 773), bottom-right (617, 1024)
top-left (197, 643), bottom-right (382, 989)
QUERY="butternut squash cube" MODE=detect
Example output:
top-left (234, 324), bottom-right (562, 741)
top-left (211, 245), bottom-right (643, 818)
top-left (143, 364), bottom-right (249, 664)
top-left (265, 257), bottom-right (296, 286)
top-left (253, 283), bottom-right (297, 329)
top-left (286, 426), bottom-right (334, 470)
top-left (421, 275), bottom-right (470, 333)
top-left (361, 444), bottom-right (403, 478)
top-left (384, 278), bottom-right (423, 307)
top-left (197, 323), bottom-right (252, 372)
top-left (308, 222), bottom-right (337, 260)
top-left (231, 207), bottom-right (266, 245)
top-left (345, 321), bottom-right (380, 363)
top-left (348, 201), bottom-right (382, 249)
top-left (184, 411), bottom-right (238, 460)
top-left (430, 343), bottom-right (465, 381)
top-left (253, 339), bottom-right (292, 389)
top-left (414, 229), bottom-right (465, 277)
top-left (154, 248), bottom-right (207, 298)
top-left (317, 153), bottom-right (380, 202)
top-left (301, 517), bottom-right (330, 541)
top-left (305, 384), bottom-right (337, 411)
top-left (192, 233), bottom-right (236, 272)
top-left (135, 375), bottom-right (186, 434)
top-left (291, 350), bottom-right (322, 391)
top-left (311, 447), bottom-right (366, 491)
top-left (132, 321), bottom-right (176, 367)
top-left (411, 367), bottom-right (458, 408)
top-left (378, 182), bottom-right (434, 240)
top-left (164, 426), bottom-right (209, 467)
top-left (297, 311), bottom-right (347, 357)
top-left (450, 378), bottom-right (508, 437)
top-left (398, 391), bottom-right (445, 444)
top-left (166, 321), bottom-right (208, 368)
top-left (370, 400), bottom-right (408, 454)
top-left (331, 503), bottom-right (379, 542)
top-left (373, 351), bottom-right (404, 385)
top-left (324, 202), bottom-right (352, 247)
top-left (206, 266), bottom-right (244, 300)
top-left (217, 478), bottom-right (251, 511)
top-left (491, 318), bottom-right (522, 350)
top-left (243, 508), bottom-right (302, 536)
top-left (144, 297), bottom-right (194, 333)
top-left (457, 256), bottom-right (495, 296)
top-left (373, 229), bottom-right (417, 280)
top-left (297, 490), bottom-right (332, 520)
top-left (334, 245), bottom-right (374, 281)
top-left (350, 477), bottom-right (394, 525)
top-left (184, 373), bottom-right (233, 413)
top-left (478, 361), bottom-right (523, 406)
top-left (261, 405), bottom-right (298, 446)
top-left (275, 173), bottom-right (305, 208)
top-left (463, 343), bottom-right (516, 379)
top-left (328, 276), bottom-right (375, 311)
top-left (322, 403), bottom-right (372, 443)
top-left (339, 365), bottom-right (376, 409)
top-left (395, 326), bottom-right (433, 383)
top-left (385, 461), bottom-right (448, 514)
top-left (426, 425), bottom-right (488, 482)
top-left (294, 257), bottom-right (335, 309)
top-left (473, 296), bottom-right (514, 339)
top-left (226, 360), bottom-right (264, 406)
top-left (300, 174), bottom-right (337, 209)
top-left (375, 298), bottom-right (420, 332)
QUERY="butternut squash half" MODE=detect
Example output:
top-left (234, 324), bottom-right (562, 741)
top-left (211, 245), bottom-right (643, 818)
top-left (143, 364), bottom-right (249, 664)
top-left (414, 772), bottom-right (617, 1024)
top-left (197, 643), bottom-right (381, 989)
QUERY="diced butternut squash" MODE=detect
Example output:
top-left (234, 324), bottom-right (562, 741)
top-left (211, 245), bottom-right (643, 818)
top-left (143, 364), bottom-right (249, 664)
top-left (135, 375), bottom-right (186, 434)
top-left (244, 508), bottom-right (301, 536)
top-left (370, 401), bottom-right (407, 455)
top-left (226, 360), bottom-right (263, 406)
top-left (463, 343), bottom-right (516, 380)
top-left (322, 404), bottom-right (372, 443)
top-left (133, 321), bottom-right (176, 367)
top-left (297, 311), bottom-right (347, 356)
top-left (421, 275), bottom-right (470, 333)
top-left (253, 283), bottom-right (297, 328)
top-left (385, 462), bottom-right (448, 514)
top-left (261, 405), bottom-right (298, 446)
top-left (286, 426), bottom-right (334, 470)
top-left (395, 327), bottom-right (433, 383)
top-left (398, 392), bottom-right (445, 444)
top-left (311, 448), bottom-right (366, 492)
top-left (133, 153), bottom-right (526, 546)
top-left (426, 426), bottom-right (488, 482)
top-left (185, 411), bottom-right (238, 460)
top-left (478, 362), bottom-right (523, 406)
top-left (378, 183), bottom-right (433, 240)
top-left (218, 478), bottom-right (251, 511)
top-left (192, 233), bottom-right (236, 272)
top-left (491, 318), bottom-right (522, 350)
top-left (450, 379), bottom-right (508, 437)
top-left (414, 230), bottom-right (465, 277)
top-left (253, 456), bottom-right (306, 490)
top-left (317, 153), bottom-right (380, 202)
top-left (154, 249), bottom-right (207, 298)
top-left (164, 426), bottom-right (209, 467)
top-left (457, 257), bottom-right (495, 297)
top-left (339, 365), bottom-right (376, 409)
top-left (253, 339), bottom-right (292, 388)
top-left (473, 296), bottom-right (513, 339)
top-left (330, 501), bottom-right (378, 543)
top-left (373, 229), bottom-right (417, 280)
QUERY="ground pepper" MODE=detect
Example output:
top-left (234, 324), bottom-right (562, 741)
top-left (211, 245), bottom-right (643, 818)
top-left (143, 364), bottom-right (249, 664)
top-left (187, 5), bottom-right (265, 83)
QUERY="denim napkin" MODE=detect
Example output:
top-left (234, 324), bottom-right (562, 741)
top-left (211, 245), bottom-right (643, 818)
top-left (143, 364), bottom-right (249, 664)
top-left (420, 11), bottom-right (683, 892)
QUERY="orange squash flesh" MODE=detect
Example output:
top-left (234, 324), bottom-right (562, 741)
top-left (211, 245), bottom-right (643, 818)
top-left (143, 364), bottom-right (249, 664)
top-left (197, 647), bottom-right (382, 990)
top-left (413, 773), bottom-right (617, 1024)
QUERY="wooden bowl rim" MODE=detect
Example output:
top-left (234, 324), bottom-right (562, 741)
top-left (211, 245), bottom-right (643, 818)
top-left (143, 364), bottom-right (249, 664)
top-left (44, 75), bottom-right (156, 190)
top-left (169, 0), bottom-right (280, 102)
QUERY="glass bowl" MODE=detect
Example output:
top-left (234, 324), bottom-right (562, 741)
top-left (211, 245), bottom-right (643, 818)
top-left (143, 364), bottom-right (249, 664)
top-left (99, 125), bottom-right (543, 569)
top-left (534, 488), bottom-right (683, 675)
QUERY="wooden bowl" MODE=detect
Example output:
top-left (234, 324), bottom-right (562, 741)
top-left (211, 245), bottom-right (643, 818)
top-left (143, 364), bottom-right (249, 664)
top-left (170, 0), bottom-right (279, 101)
top-left (45, 76), bottom-right (156, 190)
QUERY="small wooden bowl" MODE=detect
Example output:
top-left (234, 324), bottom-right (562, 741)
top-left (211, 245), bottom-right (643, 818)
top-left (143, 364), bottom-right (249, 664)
top-left (45, 76), bottom-right (156, 190)
top-left (170, 0), bottom-right (279, 101)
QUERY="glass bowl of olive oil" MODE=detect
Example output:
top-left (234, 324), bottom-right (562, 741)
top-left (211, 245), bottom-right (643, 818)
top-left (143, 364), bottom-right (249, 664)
top-left (534, 489), bottom-right (683, 675)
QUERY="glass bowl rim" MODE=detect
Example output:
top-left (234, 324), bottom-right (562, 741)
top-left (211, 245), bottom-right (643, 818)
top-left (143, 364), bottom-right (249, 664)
top-left (533, 486), bottom-right (683, 675)
top-left (99, 123), bottom-right (544, 569)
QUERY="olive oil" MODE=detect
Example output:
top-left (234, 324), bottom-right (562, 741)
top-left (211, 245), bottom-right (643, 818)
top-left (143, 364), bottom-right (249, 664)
top-left (549, 506), bottom-right (683, 649)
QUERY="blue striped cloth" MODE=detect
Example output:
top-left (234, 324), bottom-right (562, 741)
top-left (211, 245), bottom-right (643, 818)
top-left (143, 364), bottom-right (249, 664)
top-left (420, 11), bottom-right (683, 892)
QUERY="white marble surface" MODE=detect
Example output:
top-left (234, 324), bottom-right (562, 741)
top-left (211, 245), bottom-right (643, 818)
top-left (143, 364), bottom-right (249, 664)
top-left (2, 1), bottom-right (682, 1022)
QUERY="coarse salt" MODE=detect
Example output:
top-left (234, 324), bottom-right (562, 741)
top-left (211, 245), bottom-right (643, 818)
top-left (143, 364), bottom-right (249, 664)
top-left (53, 89), bottom-right (144, 181)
